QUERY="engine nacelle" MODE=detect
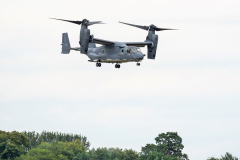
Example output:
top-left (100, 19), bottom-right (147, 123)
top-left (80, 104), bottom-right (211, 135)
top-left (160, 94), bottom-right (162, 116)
top-left (147, 34), bottom-right (158, 59)
top-left (80, 28), bottom-right (90, 54)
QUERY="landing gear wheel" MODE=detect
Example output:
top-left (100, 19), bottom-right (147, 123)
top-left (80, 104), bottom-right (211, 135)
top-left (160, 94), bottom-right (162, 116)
top-left (115, 64), bottom-right (120, 69)
top-left (136, 63), bottom-right (140, 66)
top-left (96, 63), bottom-right (101, 67)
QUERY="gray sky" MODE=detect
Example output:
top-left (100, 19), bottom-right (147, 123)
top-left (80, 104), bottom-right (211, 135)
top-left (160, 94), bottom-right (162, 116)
top-left (0, 0), bottom-right (240, 159)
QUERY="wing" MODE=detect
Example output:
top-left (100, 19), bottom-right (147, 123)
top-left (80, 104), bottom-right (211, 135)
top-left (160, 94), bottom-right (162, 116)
top-left (91, 38), bottom-right (115, 46)
top-left (124, 42), bottom-right (153, 47)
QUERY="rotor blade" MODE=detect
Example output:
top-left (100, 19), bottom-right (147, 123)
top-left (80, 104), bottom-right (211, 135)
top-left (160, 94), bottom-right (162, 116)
top-left (50, 18), bottom-right (82, 25)
top-left (87, 21), bottom-right (104, 26)
top-left (119, 21), bottom-right (149, 31)
top-left (154, 27), bottom-right (177, 31)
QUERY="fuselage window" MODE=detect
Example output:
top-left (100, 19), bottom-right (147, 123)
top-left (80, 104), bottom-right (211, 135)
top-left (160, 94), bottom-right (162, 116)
top-left (122, 49), bottom-right (124, 53)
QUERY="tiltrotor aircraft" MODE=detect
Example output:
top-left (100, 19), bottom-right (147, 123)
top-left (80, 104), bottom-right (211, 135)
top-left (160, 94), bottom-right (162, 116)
top-left (51, 18), bottom-right (175, 68)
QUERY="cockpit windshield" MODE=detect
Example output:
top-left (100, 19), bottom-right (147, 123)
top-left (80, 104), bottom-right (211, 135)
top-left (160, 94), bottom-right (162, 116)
top-left (131, 48), bottom-right (137, 52)
top-left (127, 47), bottom-right (140, 53)
top-left (126, 47), bottom-right (141, 53)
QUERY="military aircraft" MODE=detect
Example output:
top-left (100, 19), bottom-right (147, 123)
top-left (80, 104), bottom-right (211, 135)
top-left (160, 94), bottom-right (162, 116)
top-left (51, 18), bottom-right (175, 68)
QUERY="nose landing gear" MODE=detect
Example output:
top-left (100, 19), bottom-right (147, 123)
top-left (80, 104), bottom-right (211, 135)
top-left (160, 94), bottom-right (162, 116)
top-left (136, 63), bottom-right (140, 66)
top-left (115, 64), bottom-right (120, 69)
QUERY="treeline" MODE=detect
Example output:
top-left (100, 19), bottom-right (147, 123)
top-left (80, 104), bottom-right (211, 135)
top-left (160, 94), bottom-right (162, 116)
top-left (0, 130), bottom-right (238, 160)
top-left (0, 131), bottom-right (189, 160)
top-left (22, 131), bottom-right (90, 150)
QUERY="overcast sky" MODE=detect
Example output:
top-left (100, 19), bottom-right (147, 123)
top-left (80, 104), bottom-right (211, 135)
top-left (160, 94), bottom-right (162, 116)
top-left (0, 0), bottom-right (240, 159)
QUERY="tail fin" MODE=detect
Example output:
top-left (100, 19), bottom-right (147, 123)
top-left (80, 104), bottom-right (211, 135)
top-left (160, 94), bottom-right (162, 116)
top-left (61, 33), bottom-right (71, 54)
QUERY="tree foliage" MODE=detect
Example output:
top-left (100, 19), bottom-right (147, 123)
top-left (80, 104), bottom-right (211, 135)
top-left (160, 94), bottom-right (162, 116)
top-left (37, 139), bottom-right (86, 159)
top-left (22, 131), bottom-right (90, 150)
top-left (87, 147), bottom-right (139, 160)
top-left (220, 152), bottom-right (239, 160)
top-left (155, 132), bottom-right (188, 160)
top-left (208, 152), bottom-right (239, 160)
top-left (15, 148), bottom-right (58, 160)
top-left (207, 157), bottom-right (220, 160)
top-left (15, 140), bottom-right (87, 160)
top-left (123, 149), bottom-right (139, 160)
top-left (141, 144), bottom-right (157, 155)
top-left (139, 132), bottom-right (188, 160)
top-left (0, 130), bottom-right (31, 160)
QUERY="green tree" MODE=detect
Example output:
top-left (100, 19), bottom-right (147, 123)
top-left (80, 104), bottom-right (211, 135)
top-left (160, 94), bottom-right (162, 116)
top-left (123, 149), bottom-right (139, 160)
top-left (68, 139), bottom-right (86, 155)
top-left (220, 152), bottom-right (239, 160)
top-left (107, 148), bottom-right (124, 160)
top-left (73, 152), bottom-right (90, 160)
top-left (207, 157), bottom-right (219, 160)
top-left (94, 148), bottom-right (108, 160)
top-left (146, 151), bottom-right (178, 160)
top-left (141, 144), bottom-right (157, 155)
top-left (140, 143), bottom-right (157, 159)
top-left (58, 154), bottom-right (68, 160)
top-left (36, 139), bottom-right (86, 159)
top-left (22, 131), bottom-right (42, 148)
top-left (88, 147), bottom-right (126, 160)
top-left (15, 148), bottom-right (57, 160)
top-left (0, 130), bottom-right (31, 159)
top-left (155, 132), bottom-right (188, 160)
top-left (22, 131), bottom-right (91, 150)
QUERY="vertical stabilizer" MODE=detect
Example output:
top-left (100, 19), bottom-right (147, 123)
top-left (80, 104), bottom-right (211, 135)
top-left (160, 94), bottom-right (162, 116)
top-left (62, 33), bottom-right (71, 54)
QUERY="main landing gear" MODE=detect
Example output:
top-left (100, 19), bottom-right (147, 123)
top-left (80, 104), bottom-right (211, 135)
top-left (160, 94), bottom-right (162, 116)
top-left (136, 62), bottom-right (141, 66)
top-left (96, 62), bottom-right (101, 67)
top-left (115, 64), bottom-right (120, 69)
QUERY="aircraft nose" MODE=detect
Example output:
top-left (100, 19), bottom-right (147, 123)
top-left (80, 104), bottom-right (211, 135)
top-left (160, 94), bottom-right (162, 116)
top-left (138, 52), bottom-right (145, 60)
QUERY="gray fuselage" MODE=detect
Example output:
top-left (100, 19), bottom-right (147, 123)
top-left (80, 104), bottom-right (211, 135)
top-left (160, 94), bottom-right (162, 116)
top-left (86, 43), bottom-right (145, 63)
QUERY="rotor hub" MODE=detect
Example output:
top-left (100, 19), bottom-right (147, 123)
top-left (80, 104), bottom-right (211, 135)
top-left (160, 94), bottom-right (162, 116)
top-left (82, 19), bottom-right (89, 25)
